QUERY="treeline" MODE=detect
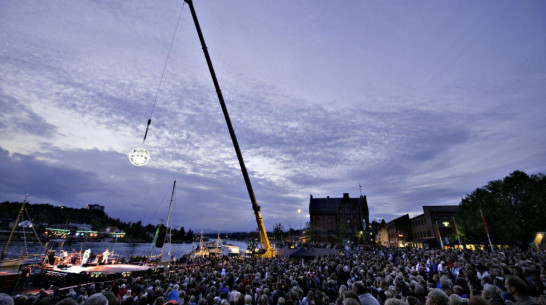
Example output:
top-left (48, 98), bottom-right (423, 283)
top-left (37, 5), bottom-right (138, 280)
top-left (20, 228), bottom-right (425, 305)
top-left (0, 202), bottom-right (194, 242)
top-left (456, 170), bottom-right (546, 246)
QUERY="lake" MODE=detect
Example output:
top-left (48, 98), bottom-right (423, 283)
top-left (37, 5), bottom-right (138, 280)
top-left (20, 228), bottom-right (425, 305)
top-left (0, 239), bottom-right (249, 261)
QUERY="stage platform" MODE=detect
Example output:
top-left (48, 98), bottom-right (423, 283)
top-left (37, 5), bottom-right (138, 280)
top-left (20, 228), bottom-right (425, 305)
top-left (51, 264), bottom-right (151, 274)
top-left (44, 263), bottom-right (158, 286)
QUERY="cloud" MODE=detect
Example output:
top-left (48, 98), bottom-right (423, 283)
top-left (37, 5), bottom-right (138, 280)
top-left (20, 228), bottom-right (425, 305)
top-left (0, 0), bottom-right (545, 232)
top-left (0, 90), bottom-right (57, 137)
top-left (0, 148), bottom-right (107, 203)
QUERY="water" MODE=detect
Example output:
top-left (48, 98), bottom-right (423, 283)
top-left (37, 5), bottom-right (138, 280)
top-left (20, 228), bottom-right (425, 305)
top-left (1, 239), bottom-right (248, 260)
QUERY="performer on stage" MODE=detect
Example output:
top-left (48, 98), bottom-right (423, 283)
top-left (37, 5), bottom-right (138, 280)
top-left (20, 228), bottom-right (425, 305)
top-left (102, 249), bottom-right (111, 264)
top-left (81, 249), bottom-right (91, 265)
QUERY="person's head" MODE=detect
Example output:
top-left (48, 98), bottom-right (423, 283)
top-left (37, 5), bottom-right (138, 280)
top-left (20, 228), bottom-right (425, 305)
top-left (25, 296), bottom-right (37, 305)
top-left (426, 289), bottom-right (449, 305)
top-left (244, 296), bottom-right (252, 305)
top-left (258, 295), bottom-right (269, 305)
top-left (339, 285), bottom-right (348, 297)
top-left (154, 297), bottom-right (165, 305)
top-left (136, 296), bottom-right (147, 305)
top-left (505, 275), bottom-right (528, 297)
top-left (439, 278), bottom-right (453, 291)
top-left (352, 282), bottom-right (367, 296)
top-left (342, 291), bottom-right (359, 302)
top-left (83, 294), bottom-right (108, 305)
top-left (14, 296), bottom-right (28, 305)
top-left (76, 296), bottom-right (85, 305)
top-left (407, 296), bottom-right (423, 305)
top-left (468, 297), bottom-right (487, 305)
top-left (0, 294), bottom-right (14, 305)
top-left (481, 284), bottom-right (501, 301)
top-left (102, 292), bottom-right (118, 305)
top-left (341, 298), bottom-right (359, 305)
top-left (449, 294), bottom-right (461, 305)
top-left (121, 297), bottom-right (133, 305)
top-left (55, 298), bottom-right (78, 305)
top-left (236, 294), bottom-right (244, 305)
top-left (385, 299), bottom-right (406, 305)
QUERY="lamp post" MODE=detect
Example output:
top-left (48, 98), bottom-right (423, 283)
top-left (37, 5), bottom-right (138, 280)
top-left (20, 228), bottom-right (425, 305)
top-left (359, 231), bottom-right (363, 244)
top-left (298, 209), bottom-right (302, 233)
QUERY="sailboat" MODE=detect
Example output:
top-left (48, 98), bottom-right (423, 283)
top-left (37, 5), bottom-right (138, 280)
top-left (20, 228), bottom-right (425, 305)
top-left (192, 231), bottom-right (208, 258)
top-left (1, 196), bottom-right (48, 273)
top-left (148, 181), bottom-right (176, 263)
top-left (0, 195), bottom-right (43, 271)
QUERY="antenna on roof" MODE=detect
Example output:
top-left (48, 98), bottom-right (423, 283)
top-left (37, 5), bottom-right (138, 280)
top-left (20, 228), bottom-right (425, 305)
top-left (359, 182), bottom-right (363, 197)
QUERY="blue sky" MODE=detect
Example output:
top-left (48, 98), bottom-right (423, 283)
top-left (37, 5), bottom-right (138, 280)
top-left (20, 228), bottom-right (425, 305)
top-left (1, 1), bottom-right (545, 232)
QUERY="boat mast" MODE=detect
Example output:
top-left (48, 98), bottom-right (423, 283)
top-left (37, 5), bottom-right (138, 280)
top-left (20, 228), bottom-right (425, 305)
top-left (1, 194), bottom-right (29, 260)
top-left (184, 0), bottom-right (275, 257)
top-left (216, 230), bottom-right (220, 251)
top-left (159, 180), bottom-right (176, 258)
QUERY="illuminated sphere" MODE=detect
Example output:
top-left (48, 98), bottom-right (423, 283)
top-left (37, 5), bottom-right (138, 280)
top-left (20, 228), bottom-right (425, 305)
top-left (129, 148), bottom-right (150, 166)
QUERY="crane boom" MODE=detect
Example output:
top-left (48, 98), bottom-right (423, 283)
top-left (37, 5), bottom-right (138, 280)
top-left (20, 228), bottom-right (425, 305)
top-left (184, 0), bottom-right (275, 257)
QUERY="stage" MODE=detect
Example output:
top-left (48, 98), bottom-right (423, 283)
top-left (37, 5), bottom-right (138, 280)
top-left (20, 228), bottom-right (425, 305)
top-left (44, 263), bottom-right (158, 286)
top-left (51, 264), bottom-right (151, 274)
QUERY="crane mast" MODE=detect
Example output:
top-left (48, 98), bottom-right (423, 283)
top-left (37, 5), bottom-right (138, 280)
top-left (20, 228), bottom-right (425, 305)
top-left (184, 0), bottom-right (275, 257)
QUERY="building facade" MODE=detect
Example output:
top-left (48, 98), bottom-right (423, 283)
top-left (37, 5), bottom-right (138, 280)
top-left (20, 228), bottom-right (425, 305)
top-left (87, 204), bottom-right (105, 212)
top-left (309, 193), bottom-right (369, 242)
top-left (386, 214), bottom-right (411, 247)
top-left (407, 205), bottom-right (459, 248)
top-left (408, 213), bottom-right (433, 248)
top-left (375, 220), bottom-right (389, 247)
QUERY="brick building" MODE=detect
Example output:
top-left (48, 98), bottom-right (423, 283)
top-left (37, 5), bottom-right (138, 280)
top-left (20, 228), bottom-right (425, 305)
top-left (407, 205), bottom-right (459, 248)
top-left (386, 214), bottom-right (412, 247)
top-left (309, 193), bottom-right (369, 242)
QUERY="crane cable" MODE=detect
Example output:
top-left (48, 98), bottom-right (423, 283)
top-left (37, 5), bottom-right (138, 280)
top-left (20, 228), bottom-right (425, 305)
top-left (142, 1), bottom-right (185, 145)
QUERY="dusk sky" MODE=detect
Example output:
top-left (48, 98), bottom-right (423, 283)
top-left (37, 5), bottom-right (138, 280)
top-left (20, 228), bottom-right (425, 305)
top-left (1, 1), bottom-right (545, 232)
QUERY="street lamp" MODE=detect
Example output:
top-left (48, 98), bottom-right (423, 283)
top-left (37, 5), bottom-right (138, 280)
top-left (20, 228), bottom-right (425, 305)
top-left (298, 209), bottom-right (302, 233)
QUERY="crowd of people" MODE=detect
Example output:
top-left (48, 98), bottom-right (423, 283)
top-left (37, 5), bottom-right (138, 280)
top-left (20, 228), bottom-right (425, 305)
top-left (1, 245), bottom-right (544, 305)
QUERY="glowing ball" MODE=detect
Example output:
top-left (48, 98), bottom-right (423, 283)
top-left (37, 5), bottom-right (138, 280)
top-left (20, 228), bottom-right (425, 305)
top-left (129, 148), bottom-right (150, 166)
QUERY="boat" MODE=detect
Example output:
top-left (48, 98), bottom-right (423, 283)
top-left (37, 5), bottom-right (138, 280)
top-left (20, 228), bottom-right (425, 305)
top-left (0, 195), bottom-right (45, 272)
top-left (222, 243), bottom-right (243, 257)
top-left (0, 257), bottom-right (27, 271)
top-left (147, 181), bottom-right (177, 264)
top-left (192, 232), bottom-right (243, 258)
top-left (192, 231), bottom-right (209, 258)
top-left (204, 232), bottom-right (222, 256)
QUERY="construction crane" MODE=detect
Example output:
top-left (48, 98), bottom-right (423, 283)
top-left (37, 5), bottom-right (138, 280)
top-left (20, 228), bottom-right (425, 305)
top-left (184, 0), bottom-right (276, 258)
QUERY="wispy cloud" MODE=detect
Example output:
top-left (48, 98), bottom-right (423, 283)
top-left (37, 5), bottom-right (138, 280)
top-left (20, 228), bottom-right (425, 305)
top-left (0, 0), bottom-right (545, 231)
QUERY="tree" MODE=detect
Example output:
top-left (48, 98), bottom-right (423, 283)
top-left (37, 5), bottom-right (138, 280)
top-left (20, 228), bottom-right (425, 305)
top-left (177, 227), bottom-right (186, 241)
top-left (456, 170), bottom-right (546, 245)
top-left (186, 229), bottom-right (194, 242)
top-left (273, 223), bottom-right (284, 241)
top-left (335, 221), bottom-right (350, 242)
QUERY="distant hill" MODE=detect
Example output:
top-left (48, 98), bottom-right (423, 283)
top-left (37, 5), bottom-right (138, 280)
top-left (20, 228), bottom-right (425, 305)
top-left (0, 201), bottom-right (194, 242)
